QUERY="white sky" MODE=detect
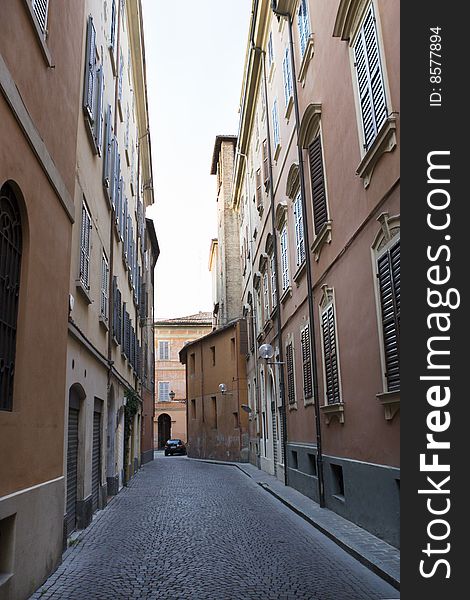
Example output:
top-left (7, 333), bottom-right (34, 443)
top-left (141, 0), bottom-right (251, 319)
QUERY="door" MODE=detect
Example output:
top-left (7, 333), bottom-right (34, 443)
top-left (66, 406), bottom-right (79, 536)
top-left (92, 410), bottom-right (101, 512)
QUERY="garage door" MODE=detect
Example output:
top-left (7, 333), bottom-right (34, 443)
top-left (92, 410), bottom-right (101, 513)
top-left (66, 406), bottom-right (79, 537)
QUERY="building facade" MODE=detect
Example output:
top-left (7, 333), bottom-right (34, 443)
top-left (180, 320), bottom-right (249, 462)
top-left (65, 0), bottom-right (156, 543)
top-left (232, 0), bottom-right (400, 546)
top-left (154, 312), bottom-right (212, 448)
top-left (0, 1), bottom-right (85, 598)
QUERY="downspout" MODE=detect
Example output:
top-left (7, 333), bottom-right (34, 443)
top-left (271, 1), bottom-right (325, 507)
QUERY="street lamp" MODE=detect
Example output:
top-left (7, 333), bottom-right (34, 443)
top-left (258, 343), bottom-right (284, 364)
top-left (169, 390), bottom-right (175, 401)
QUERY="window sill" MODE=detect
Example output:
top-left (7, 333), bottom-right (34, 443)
top-left (332, 493), bottom-right (345, 503)
top-left (304, 396), bottom-right (315, 407)
top-left (288, 401), bottom-right (298, 411)
top-left (320, 402), bottom-right (345, 425)
top-left (99, 315), bottom-right (109, 331)
top-left (268, 61), bottom-right (275, 83)
top-left (273, 143), bottom-right (281, 162)
top-left (280, 286), bottom-right (292, 304)
top-left (356, 116), bottom-right (397, 188)
top-left (22, 0), bottom-right (53, 67)
top-left (310, 221), bottom-right (332, 261)
top-left (76, 280), bottom-right (92, 305)
top-left (109, 45), bottom-right (117, 75)
top-left (293, 261), bottom-right (306, 285)
top-left (298, 35), bottom-right (314, 86)
top-left (285, 96), bottom-right (294, 120)
top-left (118, 97), bottom-right (123, 122)
top-left (376, 390), bottom-right (400, 421)
top-left (263, 319), bottom-right (273, 335)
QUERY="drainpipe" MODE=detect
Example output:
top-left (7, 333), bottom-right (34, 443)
top-left (271, 1), bottom-right (325, 507)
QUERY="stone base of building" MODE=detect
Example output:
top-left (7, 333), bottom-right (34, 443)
top-left (286, 443), bottom-right (400, 548)
top-left (141, 449), bottom-right (154, 464)
top-left (0, 477), bottom-right (64, 600)
top-left (106, 475), bottom-right (119, 497)
top-left (76, 495), bottom-right (92, 530)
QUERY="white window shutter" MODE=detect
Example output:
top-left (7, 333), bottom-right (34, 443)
top-left (32, 0), bottom-right (49, 34)
top-left (83, 16), bottom-right (96, 121)
top-left (354, 4), bottom-right (388, 150)
top-left (95, 67), bottom-right (105, 154)
top-left (103, 106), bottom-right (112, 189)
top-left (80, 204), bottom-right (91, 288)
top-left (294, 194), bottom-right (305, 266)
top-left (280, 225), bottom-right (289, 291)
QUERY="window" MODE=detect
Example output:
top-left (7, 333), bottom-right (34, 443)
top-left (301, 324), bottom-right (313, 400)
top-left (262, 272), bottom-right (270, 321)
top-left (158, 341), bottom-right (170, 360)
top-left (109, 0), bottom-right (117, 53)
top-left (293, 193), bottom-right (305, 266)
top-left (112, 277), bottom-right (122, 344)
top-left (377, 238), bottom-right (400, 392)
top-left (79, 202), bottom-right (91, 289)
top-left (0, 184), bottom-right (22, 412)
top-left (353, 3), bottom-right (388, 151)
top-left (103, 105), bottom-right (113, 193)
top-left (280, 225), bottom-right (290, 291)
top-left (320, 290), bottom-right (341, 405)
top-left (286, 341), bottom-right (296, 405)
top-left (331, 464), bottom-right (345, 498)
top-left (100, 253), bottom-right (109, 320)
top-left (32, 0), bottom-right (49, 34)
top-left (272, 99), bottom-right (280, 149)
top-left (191, 398), bottom-right (196, 419)
top-left (83, 16), bottom-right (104, 154)
top-left (210, 346), bottom-right (216, 366)
top-left (270, 254), bottom-right (277, 308)
top-left (282, 47), bottom-right (293, 106)
top-left (298, 0), bottom-right (311, 57)
top-left (267, 32), bottom-right (274, 69)
top-left (262, 140), bottom-right (269, 188)
top-left (189, 352), bottom-right (195, 375)
top-left (308, 135), bottom-right (328, 235)
top-left (158, 381), bottom-right (170, 401)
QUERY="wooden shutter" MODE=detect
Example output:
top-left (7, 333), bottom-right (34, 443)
top-left (321, 304), bottom-right (341, 405)
top-left (79, 203), bottom-right (91, 288)
top-left (100, 254), bottom-right (109, 318)
top-left (32, 0), bottom-right (49, 34)
top-left (286, 342), bottom-right (295, 405)
top-left (294, 194), bottom-right (305, 266)
top-left (308, 136), bottom-right (328, 235)
top-left (301, 325), bottom-right (313, 399)
top-left (354, 3), bottom-right (387, 151)
top-left (83, 16), bottom-right (96, 120)
top-left (262, 140), bottom-right (269, 188)
top-left (255, 170), bottom-right (262, 209)
top-left (103, 106), bottom-right (112, 189)
top-left (377, 239), bottom-right (400, 391)
top-left (95, 67), bottom-right (105, 154)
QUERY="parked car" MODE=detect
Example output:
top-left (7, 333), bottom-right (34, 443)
top-left (164, 439), bottom-right (187, 456)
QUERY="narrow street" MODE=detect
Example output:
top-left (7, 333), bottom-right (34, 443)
top-left (32, 456), bottom-right (398, 600)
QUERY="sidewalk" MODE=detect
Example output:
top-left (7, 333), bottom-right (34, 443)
top-left (191, 457), bottom-right (400, 591)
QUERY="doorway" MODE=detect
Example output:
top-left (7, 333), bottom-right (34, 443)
top-left (158, 413), bottom-right (171, 448)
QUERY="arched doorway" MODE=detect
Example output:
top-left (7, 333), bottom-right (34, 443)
top-left (66, 383), bottom-right (85, 537)
top-left (158, 413), bottom-right (171, 448)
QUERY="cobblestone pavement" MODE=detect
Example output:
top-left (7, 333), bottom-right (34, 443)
top-left (31, 455), bottom-right (399, 600)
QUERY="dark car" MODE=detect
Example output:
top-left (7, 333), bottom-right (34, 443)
top-left (164, 439), bottom-right (187, 456)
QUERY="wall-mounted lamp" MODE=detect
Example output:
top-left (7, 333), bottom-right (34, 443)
top-left (258, 343), bottom-right (285, 365)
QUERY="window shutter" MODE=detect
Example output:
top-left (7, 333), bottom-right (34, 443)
top-left (255, 170), bottom-right (262, 209)
top-left (267, 32), bottom-right (273, 68)
top-left (308, 136), bottom-right (328, 234)
top-left (118, 51), bottom-right (124, 102)
top-left (377, 239), bottom-right (400, 391)
top-left (272, 100), bottom-right (280, 148)
top-left (80, 203), bottom-right (91, 288)
top-left (95, 67), bottom-right (105, 154)
top-left (286, 342), bottom-right (295, 405)
top-left (298, 0), bottom-right (309, 56)
top-left (263, 273), bottom-right (269, 317)
top-left (103, 106), bottom-right (113, 189)
top-left (32, 0), bottom-right (49, 34)
top-left (321, 304), bottom-right (341, 405)
top-left (354, 3), bottom-right (387, 150)
top-left (301, 325), bottom-right (313, 399)
top-left (280, 225), bottom-right (289, 291)
top-left (294, 194), bottom-right (305, 266)
top-left (270, 254), bottom-right (277, 307)
top-left (262, 140), bottom-right (269, 188)
top-left (110, 0), bottom-right (117, 50)
top-left (116, 288), bottom-right (122, 344)
top-left (100, 254), bottom-right (109, 318)
top-left (83, 16), bottom-right (97, 121)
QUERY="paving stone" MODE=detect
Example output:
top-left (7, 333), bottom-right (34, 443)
top-left (30, 454), bottom-right (399, 599)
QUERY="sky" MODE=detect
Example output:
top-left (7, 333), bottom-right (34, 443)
top-left (141, 0), bottom-right (251, 319)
